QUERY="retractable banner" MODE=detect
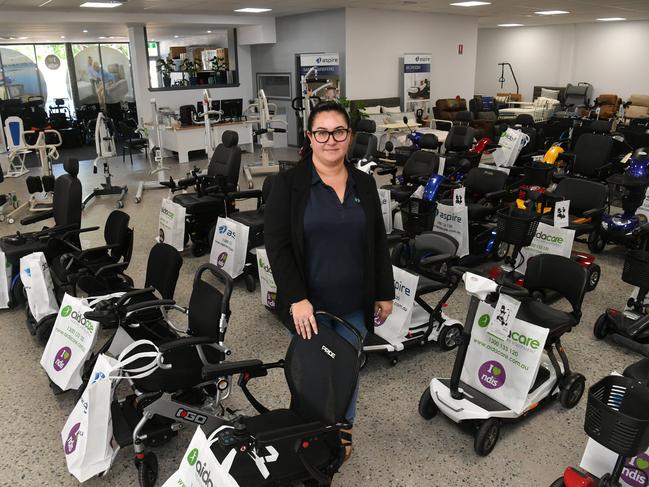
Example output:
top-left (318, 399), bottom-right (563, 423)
top-left (403, 54), bottom-right (431, 113)
top-left (461, 300), bottom-right (549, 414)
top-left (298, 53), bottom-right (340, 77)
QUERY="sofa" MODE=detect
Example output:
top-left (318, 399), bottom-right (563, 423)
top-left (593, 94), bottom-right (621, 120)
top-left (433, 98), bottom-right (468, 121)
top-left (624, 94), bottom-right (649, 123)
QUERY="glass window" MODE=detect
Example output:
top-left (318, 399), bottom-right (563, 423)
top-left (34, 44), bottom-right (75, 116)
top-left (0, 45), bottom-right (42, 101)
top-left (72, 44), bottom-right (102, 105)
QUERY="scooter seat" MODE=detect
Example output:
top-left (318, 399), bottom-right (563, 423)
top-left (623, 358), bottom-right (649, 385)
top-left (173, 192), bottom-right (225, 214)
top-left (517, 298), bottom-right (578, 335)
top-left (382, 185), bottom-right (415, 203)
top-left (439, 200), bottom-right (495, 221)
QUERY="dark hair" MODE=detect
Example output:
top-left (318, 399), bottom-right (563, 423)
top-left (307, 101), bottom-right (351, 131)
top-left (301, 101), bottom-right (351, 161)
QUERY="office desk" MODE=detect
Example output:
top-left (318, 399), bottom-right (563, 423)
top-left (154, 121), bottom-right (254, 163)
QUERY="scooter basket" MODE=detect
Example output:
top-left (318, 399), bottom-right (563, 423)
top-left (622, 250), bottom-right (649, 288)
top-left (584, 375), bottom-right (649, 457)
top-left (401, 199), bottom-right (436, 236)
top-left (523, 163), bottom-right (554, 188)
top-left (495, 207), bottom-right (540, 247)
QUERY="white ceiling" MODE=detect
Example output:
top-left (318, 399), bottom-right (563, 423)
top-left (0, 0), bottom-right (648, 41)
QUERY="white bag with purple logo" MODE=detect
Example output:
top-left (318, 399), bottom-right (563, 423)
top-left (210, 217), bottom-right (249, 278)
top-left (433, 203), bottom-right (469, 257)
top-left (460, 300), bottom-right (548, 414)
top-left (580, 435), bottom-right (649, 486)
top-left (374, 266), bottom-right (419, 345)
top-left (0, 250), bottom-right (10, 309)
top-left (256, 247), bottom-right (277, 310)
top-left (20, 251), bottom-right (58, 321)
top-left (41, 293), bottom-right (100, 391)
top-left (493, 127), bottom-right (530, 168)
top-left (158, 197), bottom-right (186, 251)
top-left (62, 341), bottom-right (161, 482)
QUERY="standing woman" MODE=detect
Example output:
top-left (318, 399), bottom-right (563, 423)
top-left (264, 101), bottom-right (394, 462)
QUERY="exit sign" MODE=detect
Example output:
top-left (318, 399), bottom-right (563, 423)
top-left (148, 41), bottom-right (157, 49)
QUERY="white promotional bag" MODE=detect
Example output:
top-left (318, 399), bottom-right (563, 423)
top-left (378, 188), bottom-right (393, 234)
top-left (637, 186), bottom-right (649, 220)
top-left (210, 217), bottom-right (250, 278)
top-left (256, 247), bottom-right (277, 310)
top-left (433, 203), bottom-right (469, 257)
top-left (374, 266), bottom-right (419, 345)
top-left (62, 341), bottom-right (160, 482)
top-left (519, 222), bottom-right (575, 273)
top-left (461, 300), bottom-right (549, 414)
top-left (493, 128), bottom-right (530, 168)
top-left (580, 438), bottom-right (649, 486)
top-left (20, 252), bottom-right (58, 322)
top-left (41, 293), bottom-right (101, 391)
top-left (0, 250), bottom-right (11, 309)
top-left (158, 198), bottom-right (186, 251)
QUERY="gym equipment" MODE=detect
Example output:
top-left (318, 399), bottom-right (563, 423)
top-left (362, 232), bottom-right (463, 367)
top-left (552, 361), bottom-right (649, 487)
top-left (0, 158), bottom-right (83, 307)
top-left (243, 89), bottom-right (288, 189)
top-left (594, 249), bottom-right (649, 355)
top-left (3, 116), bottom-right (32, 178)
top-left (135, 99), bottom-right (170, 204)
top-left (589, 148), bottom-right (649, 253)
top-left (83, 112), bottom-right (128, 209)
top-left (88, 264), bottom-right (235, 487)
top-left (419, 254), bottom-right (588, 456)
top-left (202, 311), bottom-right (361, 486)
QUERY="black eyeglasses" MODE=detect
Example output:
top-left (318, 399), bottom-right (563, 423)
top-left (310, 128), bottom-right (350, 143)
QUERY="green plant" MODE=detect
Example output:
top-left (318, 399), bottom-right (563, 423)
top-left (156, 56), bottom-right (174, 78)
top-left (210, 56), bottom-right (228, 73)
top-left (339, 96), bottom-right (368, 127)
top-left (182, 59), bottom-right (199, 76)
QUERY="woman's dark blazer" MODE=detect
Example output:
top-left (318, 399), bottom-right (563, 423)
top-left (264, 158), bottom-right (395, 335)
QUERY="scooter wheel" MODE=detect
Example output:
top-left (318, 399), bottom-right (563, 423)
top-left (438, 324), bottom-right (463, 351)
top-left (137, 452), bottom-right (158, 487)
top-left (11, 279), bottom-right (25, 307)
top-left (244, 273), bottom-right (256, 292)
top-left (586, 264), bottom-right (601, 292)
top-left (492, 240), bottom-right (509, 261)
top-left (549, 478), bottom-right (566, 487)
top-left (35, 314), bottom-right (57, 343)
top-left (191, 243), bottom-right (206, 257)
top-left (418, 388), bottom-right (438, 420)
top-left (587, 231), bottom-right (606, 254)
top-left (560, 373), bottom-right (586, 409)
top-left (593, 314), bottom-right (609, 339)
top-left (474, 418), bottom-right (500, 456)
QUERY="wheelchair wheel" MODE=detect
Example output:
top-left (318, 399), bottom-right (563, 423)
top-left (593, 314), bottom-right (610, 339)
top-left (191, 242), bottom-right (207, 257)
top-left (245, 273), bottom-right (256, 292)
top-left (137, 452), bottom-right (158, 487)
top-left (587, 231), bottom-right (606, 254)
top-left (11, 279), bottom-right (25, 306)
top-left (438, 324), bottom-right (462, 351)
top-left (35, 314), bottom-right (56, 343)
top-left (474, 418), bottom-right (500, 456)
top-left (585, 264), bottom-right (601, 292)
top-left (559, 373), bottom-right (585, 409)
top-left (418, 387), bottom-right (438, 420)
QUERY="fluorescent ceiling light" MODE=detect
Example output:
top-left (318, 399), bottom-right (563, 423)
top-left (39, 0), bottom-right (53, 6)
top-left (98, 36), bottom-right (106, 39)
top-left (498, 23), bottom-right (524, 27)
top-left (60, 35), bottom-right (65, 39)
top-left (234, 7), bottom-right (272, 13)
top-left (19, 36), bottom-right (28, 39)
top-left (206, 30), bottom-right (212, 33)
top-left (597, 17), bottom-right (626, 21)
top-left (83, 29), bottom-right (88, 33)
top-left (535, 10), bottom-right (569, 15)
top-left (80, 1), bottom-right (122, 8)
top-left (174, 35), bottom-right (179, 38)
top-left (450, 1), bottom-right (491, 6)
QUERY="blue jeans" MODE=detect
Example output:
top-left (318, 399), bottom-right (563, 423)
top-left (316, 309), bottom-right (366, 425)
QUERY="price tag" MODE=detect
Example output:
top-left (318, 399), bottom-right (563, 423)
top-left (489, 293), bottom-right (521, 340)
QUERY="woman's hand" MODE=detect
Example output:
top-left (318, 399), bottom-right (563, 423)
top-left (291, 299), bottom-right (318, 339)
top-left (374, 300), bottom-right (393, 326)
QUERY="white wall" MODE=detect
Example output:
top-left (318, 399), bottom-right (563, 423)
top-left (475, 20), bottom-right (649, 101)
top-left (345, 8), bottom-right (478, 103)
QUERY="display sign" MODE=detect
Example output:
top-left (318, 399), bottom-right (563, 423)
top-left (298, 53), bottom-right (340, 76)
top-left (402, 53), bottom-right (431, 113)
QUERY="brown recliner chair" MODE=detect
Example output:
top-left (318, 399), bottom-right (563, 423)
top-left (593, 94), bottom-right (620, 120)
top-left (434, 98), bottom-right (468, 121)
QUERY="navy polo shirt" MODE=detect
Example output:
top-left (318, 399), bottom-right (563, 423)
top-left (304, 166), bottom-right (367, 316)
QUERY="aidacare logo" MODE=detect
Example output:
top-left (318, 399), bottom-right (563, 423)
top-left (64, 422), bottom-right (82, 455)
top-left (478, 360), bottom-right (506, 389)
top-left (186, 447), bottom-right (217, 487)
top-left (258, 257), bottom-right (271, 274)
top-left (478, 314), bottom-right (490, 328)
top-left (535, 230), bottom-right (564, 245)
top-left (61, 305), bottom-right (94, 333)
top-left (508, 330), bottom-right (541, 350)
top-left (54, 346), bottom-right (72, 371)
top-left (435, 208), bottom-right (462, 224)
top-left (321, 345), bottom-right (336, 359)
top-left (160, 207), bottom-right (175, 219)
top-left (622, 453), bottom-right (649, 487)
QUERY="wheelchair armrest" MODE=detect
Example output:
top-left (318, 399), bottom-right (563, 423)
top-left (78, 243), bottom-right (119, 258)
top-left (159, 336), bottom-right (231, 356)
top-left (125, 298), bottom-right (176, 314)
top-left (376, 165), bottom-right (397, 176)
top-left (582, 207), bottom-right (606, 218)
top-left (225, 190), bottom-right (262, 201)
top-left (419, 253), bottom-right (454, 266)
top-left (115, 286), bottom-right (157, 306)
top-left (59, 226), bottom-right (101, 242)
top-left (202, 359), bottom-right (265, 380)
top-left (94, 261), bottom-right (129, 277)
top-left (255, 421), bottom-right (339, 448)
top-left (483, 189), bottom-right (509, 201)
top-left (20, 210), bottom-right (54, 226)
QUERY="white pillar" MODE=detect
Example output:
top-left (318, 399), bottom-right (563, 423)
top-left (128, 24), bottom-right (153, 124)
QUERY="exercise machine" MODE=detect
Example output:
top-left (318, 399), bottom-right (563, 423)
top-left (135, 98), bottom-right (171, 204)
top-left (3, 116), bottom-right (32, 178)
top-left (82, 112), bottom-right (128, 209)
top-left (243, 89), bottom-right (288, 189)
